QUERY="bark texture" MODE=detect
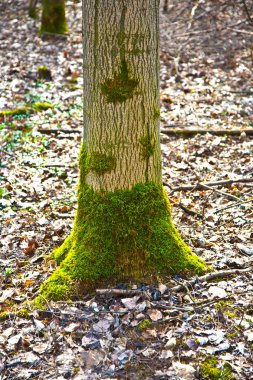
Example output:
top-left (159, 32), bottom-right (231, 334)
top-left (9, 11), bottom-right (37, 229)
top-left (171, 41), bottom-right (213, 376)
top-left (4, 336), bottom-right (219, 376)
top-left (83, 0), bottom-right (161, 192)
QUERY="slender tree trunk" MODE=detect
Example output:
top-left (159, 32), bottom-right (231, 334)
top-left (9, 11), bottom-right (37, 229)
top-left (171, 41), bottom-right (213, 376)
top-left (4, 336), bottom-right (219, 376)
top-left (28, 0), bottom-right (38, 19)
top-left (40, 0), bottom-right (68, 35)
top-left (37, 0), bottom-right (205, 303)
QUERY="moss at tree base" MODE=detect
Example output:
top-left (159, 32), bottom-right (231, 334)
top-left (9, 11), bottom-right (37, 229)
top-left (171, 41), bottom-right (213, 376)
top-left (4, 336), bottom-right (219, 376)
top-left (38, 182), bottom-right (206, 301)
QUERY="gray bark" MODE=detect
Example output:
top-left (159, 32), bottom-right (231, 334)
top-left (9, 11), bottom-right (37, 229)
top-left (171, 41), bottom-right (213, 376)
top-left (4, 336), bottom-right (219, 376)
top-left (82, 0), bottom-right (161, 192)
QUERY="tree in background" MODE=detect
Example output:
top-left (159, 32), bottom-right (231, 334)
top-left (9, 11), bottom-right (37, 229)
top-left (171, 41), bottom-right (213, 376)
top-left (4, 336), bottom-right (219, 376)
top-left (40, 0), bottom-right (68, 35)
top-left (37, 0), bottom-right (206, 303)
top-left (28, 0), bottom-right (38, 19)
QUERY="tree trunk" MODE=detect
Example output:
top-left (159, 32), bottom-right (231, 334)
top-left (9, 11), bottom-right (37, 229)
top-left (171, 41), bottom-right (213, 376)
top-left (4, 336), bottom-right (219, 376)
top-left (37, 0), bottom-right (206, 303)
top-left (40, 0), bottom-right (68, 35)
top-left (28, 0), bottom-right (38, 19)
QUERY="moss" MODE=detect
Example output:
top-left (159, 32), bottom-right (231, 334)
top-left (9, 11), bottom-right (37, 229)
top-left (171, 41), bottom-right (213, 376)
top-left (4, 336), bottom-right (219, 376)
top-left (153, 107), bottom-right (160, 119)
top-left (0, 308), bottom-right (30, 320)
top-left (0, 107), bottom-right (30, 117)
top-left (39, 270), bottom-right (73, 301)
top-left (37, 66), bottom-right (52, 81)
top-left (39, 144), bottom-right (206, 301)
top-left (68, 77), bottom-right (78, 84)
top-left (33, 102), bottom-right (54, 112)
top-left (88, 152), bottom-right (116, 175)
top-left (140, 136), bottom-right (155, 159)
top-left (32, 295), bottom-right (48, 310)
top-left (101, 60), bottom-right (139, 103)
top-left (40, 0), bottom-right (68, 35)
top-left (0, 312), bottom-right (8, 321)
top-left (16, 308), bottom-right (30, 319)
top-left (201, 356), bottom-right (234, 380)
top-left (137, 319), bottom-right (152, 330)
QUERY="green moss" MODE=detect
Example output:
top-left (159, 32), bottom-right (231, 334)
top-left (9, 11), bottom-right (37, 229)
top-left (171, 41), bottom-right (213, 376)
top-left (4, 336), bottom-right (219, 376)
top-left (153, 107), bottom-right (160, 119)
top-left (137, 319), bottom-right (152, 330)
top-left (0, 308), bottom-right (30, 320)
top-left (0, 312), bottom-right (8, 321)
top-left (32, 296), bottom-right (48, 310)
top-left (88, 152), bottom-right (116, 175)
top-left (38, 144), bottom-right (206, 301)
top-left (101, 60), bottom-right (139, 103)
top-left (201, 356), bottom-right (234, 380)
top-left (68, 77), bottom-right (78, 84)
top-left (37, 66), bottom-right (52, 81)
top-left (140, 136), bottom-right (155, 159)
top-left (40, 0), bottom-right (68, 35)
top-left (37, 65), bottom-right (48, 72)
top-left (16, 308), bottom-right (30, 319)
top-left (214, 301), bottom-right (232, 309)
top-left (33, 102), bottom-right (54, 112)
top-left (0, 108), bottom-right (30, 117)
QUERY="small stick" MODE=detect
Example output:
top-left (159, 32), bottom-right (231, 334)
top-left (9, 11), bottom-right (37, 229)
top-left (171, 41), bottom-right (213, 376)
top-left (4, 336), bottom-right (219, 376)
top-left (214, 198), bottom-right (253, 214)
top-left (172, 267), bottom-right (252, 292)
top-left (38, 128), bottom-right (81, 134)
top-left (178, 202), bottom-right (203, 218)
top-left (169, 178), bottom-right (253, 194)
top-left (199, 183), bottom-right (239, 201)
top-left (161, 128), bottom-right (253, 137)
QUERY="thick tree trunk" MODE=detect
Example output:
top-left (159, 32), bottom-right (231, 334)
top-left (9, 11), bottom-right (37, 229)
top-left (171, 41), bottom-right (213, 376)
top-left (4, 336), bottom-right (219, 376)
top-left (83, 0), bottom-right (161, 192)
top-left (40, 0), bottom-right (68, 35)
top-left (37, 0), bottom-right (206, 303)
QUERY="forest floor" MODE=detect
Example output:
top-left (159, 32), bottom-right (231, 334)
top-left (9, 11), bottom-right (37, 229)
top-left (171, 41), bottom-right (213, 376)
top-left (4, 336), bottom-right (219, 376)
top-left (0, 1), bottom-right (253, 379)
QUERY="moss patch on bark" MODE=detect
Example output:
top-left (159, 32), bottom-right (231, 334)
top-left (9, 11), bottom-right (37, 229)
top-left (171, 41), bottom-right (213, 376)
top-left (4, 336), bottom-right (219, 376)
top-left (37, 145), bottom-right (206, 301)
top-left (140, 136), bottom-right (155, 159)
top-left (40, 0), bottom-right (68, 35)
top-left (88, 152), bottom-right (116, 175)
top-left (100, 60), bottom-right (139, 103)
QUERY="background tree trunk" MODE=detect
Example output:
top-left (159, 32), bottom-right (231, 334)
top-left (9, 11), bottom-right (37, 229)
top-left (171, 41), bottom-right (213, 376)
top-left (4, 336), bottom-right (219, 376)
top-left (40, 0), bottom-right (68, 35)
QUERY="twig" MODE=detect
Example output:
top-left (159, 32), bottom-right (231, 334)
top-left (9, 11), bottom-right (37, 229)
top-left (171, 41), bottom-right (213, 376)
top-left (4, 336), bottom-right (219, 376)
top-left (241, 0), bottom-right (253, 25)
top-left (161, 128), bottom-right (253, 137)
top-left (170, 178), bottom-right (253, 194)
top-left (228, 27), bottom-right (253, 35)
top-left (172, 267), bottom-right (252, 292)
top-left (38, 128), bottom-right (81, 134)
top-left (214, 198), bottom-right (253, 214)
top-left (178, 202), bottom-right (203, 218)
top-left (221, 89), bottom-right (253, 96)
top-left (187, 0), bottom-right (201, 30)
top-left (199, 183), bottom-right (239, 201)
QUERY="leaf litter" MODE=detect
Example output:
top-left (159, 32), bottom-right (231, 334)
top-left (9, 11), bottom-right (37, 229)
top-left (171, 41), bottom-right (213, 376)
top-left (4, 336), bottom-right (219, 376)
top-left (0, 0), bottom-right (253, 379)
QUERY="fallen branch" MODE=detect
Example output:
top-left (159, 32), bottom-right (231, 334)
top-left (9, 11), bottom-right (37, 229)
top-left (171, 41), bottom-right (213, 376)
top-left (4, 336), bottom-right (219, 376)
top-left (172, 266), bottom-right (252, 292)
top-left (199, 183), bottom-right (239, 201)
top-left (214, 198), bottom-right (253, 214)
top-left (169, 178), bottom-right (253, 194)
top-left (161, 128), bottom-right (253, 137)
top-left (38, 128), bottom-right (81, 134)
top-left (178, 202), bottom-right (203, 218)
